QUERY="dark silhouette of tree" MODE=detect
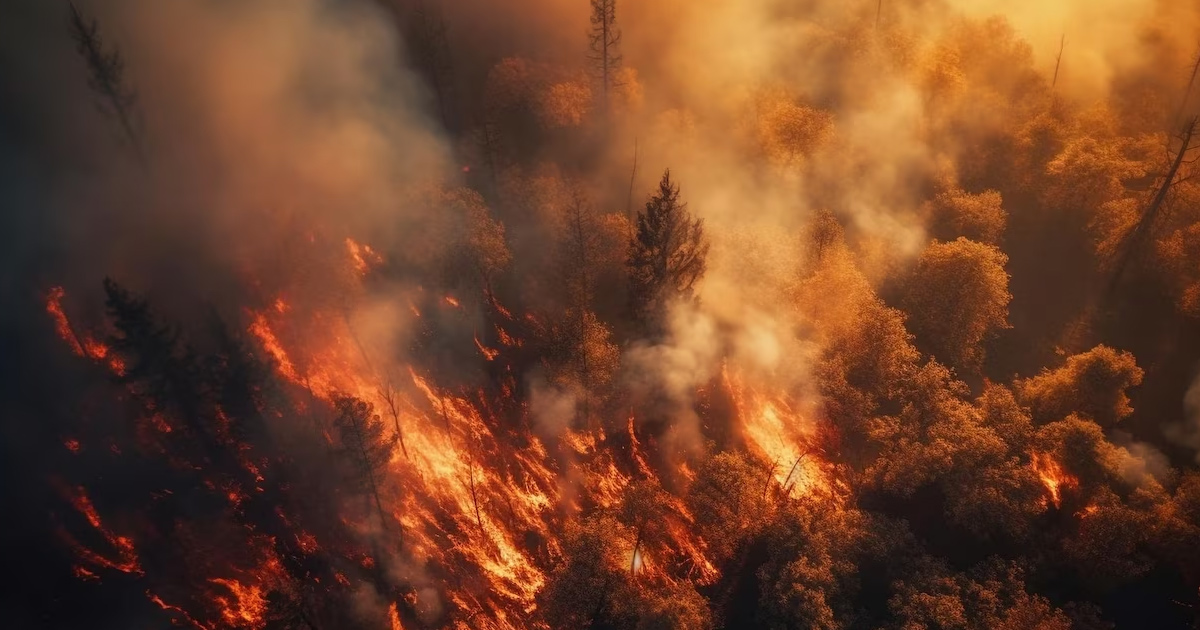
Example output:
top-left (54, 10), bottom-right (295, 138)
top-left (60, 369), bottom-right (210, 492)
top-left (68, 3), bottom-right (142, 157)
top-left (331, 395), bottom-right (397, 533)
top-left (588, 0), bottom-right (622, 114)
top-left (626, 170), bottom-right (709, 332)
top-left (103, 279), bottom-right (208, 444)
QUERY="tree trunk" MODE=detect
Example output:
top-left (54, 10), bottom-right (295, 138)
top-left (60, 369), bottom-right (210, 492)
top-left (1109, 117), bottom-right (1197, 293)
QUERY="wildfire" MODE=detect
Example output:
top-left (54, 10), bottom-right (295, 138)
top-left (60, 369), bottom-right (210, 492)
top-left (46, 286), bottom-right (84, 355)
top-left (389, 602), bottom-right (405, 630)
top-left (45, 245), bottom-right (834, 628)
top-left (58, 485), bottom-right (142, 576)
top-left (346, 237), bottom-right (383, 276)
top-left (1031, 452), bottom-right (1077, 509)
top-left (210, 578), bottom-right (268, 629)
top-left (44, 287), bottom-right (127, 375)
top-left (474, 333), bottom-right (500, 361)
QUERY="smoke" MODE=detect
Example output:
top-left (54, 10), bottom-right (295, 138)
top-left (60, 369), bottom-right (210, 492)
top-left (1, 0), bottom-right (452, 322)
top-left (1167, 371), bottom-right (1200, 463)
top-left (623, 303), bottom-right (724, 452)
top-left (529, 376), bottom-right (578, 439)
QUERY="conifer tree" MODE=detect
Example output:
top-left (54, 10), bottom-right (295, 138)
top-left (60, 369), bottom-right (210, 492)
top-left (626, 170), bottom-right (709, 332)
top-left (331, 395), bottom-right (397, 532)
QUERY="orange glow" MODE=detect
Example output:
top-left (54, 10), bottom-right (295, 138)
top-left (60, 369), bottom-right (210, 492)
top-left (45, 286), bottom-right (84, 355)
top-left (389, 602), bottom-right (405, 630)
top-left (148, 590), bottom-right (214, 630)
top-left (346, 237), bottom-right (383, 276)
top-left (209, 578), bottom-right (267, 629)
top-left (59, 485), bottom-right (142, 576)
top-left (1032, 452), bottom-right (1077, 509)
top-left (474, 333), bottom-right (500, 361)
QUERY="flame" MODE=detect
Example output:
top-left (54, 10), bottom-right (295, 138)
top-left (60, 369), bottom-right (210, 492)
top-left (45, 271), bottom-right (843, 628)
top-left (209, 578), bottom-right (268, 629)
top-left (46, 286), bottom-right (84, 355)
top-left (346, 237), bottom-right (383, 276)
top-left (148, 591), bottom-right (214, 630)
top-left (1031, 452), bottom-right (1077, 509)
top-left (58, 485), bottom-right (142, 576)
top-left (474, 333), bottom-right (500, 361)
top-left (44, 287), bottom-right (126, 375)
top-left (723, 365), bottom-right (839, 503)
top-left (389, 603), bottom-right (405, 630)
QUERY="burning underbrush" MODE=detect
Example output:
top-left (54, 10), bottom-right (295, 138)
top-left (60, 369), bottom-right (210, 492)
top-left (39, 228), bottom-right (849, 629)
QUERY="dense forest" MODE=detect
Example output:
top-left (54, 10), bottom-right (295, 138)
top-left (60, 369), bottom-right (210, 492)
top-left (3, 0), bottom-right (1200, 628)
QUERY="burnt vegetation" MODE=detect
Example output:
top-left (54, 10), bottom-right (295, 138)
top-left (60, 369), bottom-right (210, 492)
top-left (7, 1), bottom-right (1200, 630)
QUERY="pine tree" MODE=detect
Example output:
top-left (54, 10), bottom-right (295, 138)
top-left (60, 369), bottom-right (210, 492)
top-left (626, 170), bottom-right (709, 332)
top-left (68, 3), bottom-right (143, 158)
top-left (331, 395), bottom-right (397, 532)
top-left (103, 279), bottom-right (206, 440)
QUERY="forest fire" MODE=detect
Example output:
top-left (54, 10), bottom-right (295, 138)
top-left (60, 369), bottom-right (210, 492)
top-left (1032, 452), bottom-right (1077, 509)
top-left (8, 0), bottom-right (1200, 629)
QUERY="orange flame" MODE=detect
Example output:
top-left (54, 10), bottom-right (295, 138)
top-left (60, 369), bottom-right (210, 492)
top-left (1031, 452), bottom-right (1077, 509)
top-left (209, 578), bottom-right (268, 629)
top-left (59, 485), bottom-right (142, 576)
top-left (46, 286), bottom-right (84, 355)
top-left (388, 603), bottom-right (404, 630)
top-left (346, 237), bottom-right (383, 276)
top-left (474, 333), bottom-right (500, 361)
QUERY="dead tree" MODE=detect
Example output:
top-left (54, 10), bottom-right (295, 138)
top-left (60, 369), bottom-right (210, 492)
top-left (381, 385), bottom-right (410, 460)
top-left (588, 0), bottom-right (622, 114)
top-left (625, 138), bottom-right (639, 226)
top-left (1051, 34), bottom-right (1065, 93)
top-left (68, 3), bottom-right (143, 159)
top-left (1109, 116), bottom-right (1199, 293)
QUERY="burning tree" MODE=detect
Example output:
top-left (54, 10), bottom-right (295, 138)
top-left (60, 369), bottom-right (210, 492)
top-left (331, 395), bottom-right (397, 534)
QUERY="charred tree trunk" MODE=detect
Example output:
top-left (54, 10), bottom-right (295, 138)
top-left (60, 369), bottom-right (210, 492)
top-left (1109, 117), bottom-right (1197, 293)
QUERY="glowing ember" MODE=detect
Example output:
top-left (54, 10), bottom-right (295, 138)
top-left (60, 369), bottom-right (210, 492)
top-left (59, 485), bottom-right (142, 576)
top-left (474, 333), bottom-right (500, 361)
top-left (45, 286), bottom-right (84, 356)
top-left (210, 578), bottom-right (268, 629)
